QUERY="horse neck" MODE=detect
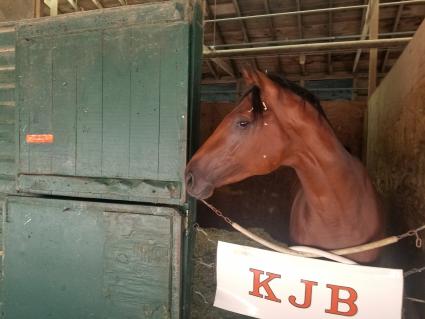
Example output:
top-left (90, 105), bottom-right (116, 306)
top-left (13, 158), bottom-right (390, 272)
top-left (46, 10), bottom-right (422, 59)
top-left (277, 98), bottom-right (361, 216)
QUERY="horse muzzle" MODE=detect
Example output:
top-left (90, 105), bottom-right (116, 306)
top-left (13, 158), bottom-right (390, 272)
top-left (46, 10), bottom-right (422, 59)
top-left (184, 167), bottom-right (214, 199)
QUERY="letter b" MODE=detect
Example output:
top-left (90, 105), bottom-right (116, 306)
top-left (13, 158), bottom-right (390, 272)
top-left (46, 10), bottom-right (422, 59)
top-left (325, 284), bottom-right (358, 316)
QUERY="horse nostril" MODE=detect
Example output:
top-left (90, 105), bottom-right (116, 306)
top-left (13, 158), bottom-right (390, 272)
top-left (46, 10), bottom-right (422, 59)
top-left (186, 172), bottom-right (195, 189)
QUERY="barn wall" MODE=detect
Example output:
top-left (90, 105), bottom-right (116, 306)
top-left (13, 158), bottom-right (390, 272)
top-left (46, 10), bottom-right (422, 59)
top-left (0, 0), bottom-right (34, 22)
top-left (197, 100), bottom-right (366, 242)
top-left (367, 20), bottom-right (425, 316)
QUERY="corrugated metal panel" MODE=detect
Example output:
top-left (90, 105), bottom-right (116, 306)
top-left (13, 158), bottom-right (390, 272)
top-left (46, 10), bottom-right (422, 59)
top-left (0, 22), bottom-right (16, 194)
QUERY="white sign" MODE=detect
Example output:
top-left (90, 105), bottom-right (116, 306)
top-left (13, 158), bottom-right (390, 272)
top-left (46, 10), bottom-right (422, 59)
top-left (214, 241), bottom-right (403, 319)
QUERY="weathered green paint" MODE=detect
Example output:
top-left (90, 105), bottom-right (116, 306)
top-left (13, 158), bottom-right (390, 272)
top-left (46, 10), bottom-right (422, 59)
top-left (4, 195), bottom-right (183, 318)
top-left (181, 1), bottom-right (203, 317)
top-left (17, 174), bottom-right (181, 204)
top-left (0, 23), bottom-right (16, 195)
top-left (15, 3), bottom-right (200, 205)
top-left (0, 51), bottom-right (14, 67)
top-left (17, 2), bottom-right (184, 39)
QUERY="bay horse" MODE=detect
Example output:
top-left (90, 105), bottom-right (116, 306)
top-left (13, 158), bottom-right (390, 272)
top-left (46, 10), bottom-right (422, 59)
top-left (185, 69), bottom-right (385, 263)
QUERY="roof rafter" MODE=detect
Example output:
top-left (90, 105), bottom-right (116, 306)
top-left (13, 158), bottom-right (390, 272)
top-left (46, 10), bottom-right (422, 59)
top-left (381, 4), bottom-right (404, 72)
top-left (352, 0), bottom-right (370, 73)
top-left (263, 0), bottom-right (283, 74)
top-left (295, 0), bottom-right (306, 76)
top-left (91, 0), bottom-right (104, 9)
top-left (66, 0), bottom-right (78, 11)
top-left (231, 0), bottom-right (259, 69)
top-left (205, 1), bottom-right (238, 78)
top-left (327, 0), bottom-right (333, 74)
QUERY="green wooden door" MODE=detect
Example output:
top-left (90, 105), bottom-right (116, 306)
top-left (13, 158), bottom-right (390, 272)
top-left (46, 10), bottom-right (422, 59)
top-left (15, 2), bottom-right (202, 205)
top-left (4, 196), bottom-right (182, 318)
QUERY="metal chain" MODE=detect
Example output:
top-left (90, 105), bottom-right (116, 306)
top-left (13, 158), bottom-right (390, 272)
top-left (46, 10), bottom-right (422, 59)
top-left (404, 266), bottom-right (425, 277)
top-left (201, 200), bottom-right (425, 251)
top-left (200, 200), bottom-right (233, 225)
top-left (398, 224), bottom-right (425, 248)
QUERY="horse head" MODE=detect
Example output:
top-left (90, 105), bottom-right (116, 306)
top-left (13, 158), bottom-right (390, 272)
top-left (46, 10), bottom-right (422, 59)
top-left (185, 69), bottom-right (301, 199)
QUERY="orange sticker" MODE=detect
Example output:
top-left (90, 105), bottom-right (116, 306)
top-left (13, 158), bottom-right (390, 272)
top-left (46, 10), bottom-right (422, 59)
top-left (26, 134), bottom-right (54, 144)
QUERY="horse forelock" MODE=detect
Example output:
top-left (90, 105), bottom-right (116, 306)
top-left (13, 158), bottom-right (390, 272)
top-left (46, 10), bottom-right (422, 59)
top-left (238, 85), bottom-right (264, 119)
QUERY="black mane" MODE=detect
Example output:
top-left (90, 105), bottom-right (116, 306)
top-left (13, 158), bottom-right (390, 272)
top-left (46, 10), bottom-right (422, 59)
top-left (241, 72), bottom-right (329, 122)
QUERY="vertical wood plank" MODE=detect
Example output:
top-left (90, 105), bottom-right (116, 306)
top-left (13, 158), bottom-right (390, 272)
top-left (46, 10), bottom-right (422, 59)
top-left (51, 35), bottom-right (77, 175)
top-left (27, 40), bottom-right (53, 174)
top-left (129, 27), bottom-right (160, 180)
top-left (158, 24), bottom-right (189, 181)
top-left (16, 39), bottom-right (30, 174)
top-left (102, 29), bottom-right (131, 178)
top-left (368, 0), bottom-right (379, 97)
top-left (76, 32), bottom-right (103, 177)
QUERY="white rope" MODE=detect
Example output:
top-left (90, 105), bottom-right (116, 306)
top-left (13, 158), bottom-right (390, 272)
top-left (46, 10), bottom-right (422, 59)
top-left (201, 199), bottom-right (425, 260)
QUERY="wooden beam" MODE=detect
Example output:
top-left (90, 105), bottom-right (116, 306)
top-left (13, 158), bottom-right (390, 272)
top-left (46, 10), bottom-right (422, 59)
top-left (34, 0), bottom-right (42, 17)
top-left (327, 0), bottom-right (333, 74)
top-left (201, 72), bottom-right (387, 84)
top-left (368, 0), bottom-right (379, 96)
top-left (295, 0), bottom-right (303, 39)
top-left (204, 38), bottom-right (410, 58)
top-left (204, 2), bottom-right (238, 78)
top-left (206, 60), bottom-right (218, 79)
top-left (263, 0), bottom-right (283, 73)
top-left (44, 0), bottom-right (58, 16)
top-left (299, 54), bottom-right (306, 76)
top-left (66, 0), bottom-right (78, 11)
top-left (295, 0), bottom-right (305, 76)
top-left (91, 0), bottom-right (103, 9)
top-left (117, 0), bottom-right (127, 5)
top-left (352, 0), bottom-right (370, 73)
top-left (205, 0), bottom-right (425, 23)
top-left (204, 45), bottom-right (235, 77)
top-left (231, 0), bottom-right (259, 69)
top-left (381, 4), bottom-right (404, 72)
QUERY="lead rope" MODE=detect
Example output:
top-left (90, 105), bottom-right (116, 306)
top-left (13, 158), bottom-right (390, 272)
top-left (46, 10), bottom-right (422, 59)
top-left (200, 200), bottom-right (425, 262)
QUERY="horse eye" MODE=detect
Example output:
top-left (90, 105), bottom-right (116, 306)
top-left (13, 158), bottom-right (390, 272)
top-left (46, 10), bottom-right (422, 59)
top-left (238, 120), bottom-right (250, 128)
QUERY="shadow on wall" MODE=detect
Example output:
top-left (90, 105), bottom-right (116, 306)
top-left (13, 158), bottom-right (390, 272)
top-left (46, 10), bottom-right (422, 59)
top-left (196, 100), bottom-right (367, 243)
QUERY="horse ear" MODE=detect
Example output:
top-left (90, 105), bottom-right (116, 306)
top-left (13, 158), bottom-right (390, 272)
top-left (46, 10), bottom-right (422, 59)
top-left (241, 68), bottom-right (260, 86)
top-left (253, 70), bottom-right (274, 90)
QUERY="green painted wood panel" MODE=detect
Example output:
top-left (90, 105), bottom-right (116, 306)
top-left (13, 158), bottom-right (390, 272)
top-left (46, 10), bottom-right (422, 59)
top-left (0, 23), bottom-right (16, 195)
top-left (75, 32), bottom-right (103, 177)
top-left (4, 196), bottom-right (182, 318)
top-left (0, 70), bottom-right (14, 84)
top-left (102, 28), bottom-right (132, 177)
top-left (130, 28), bottom-right (160, 180)
top-left (0, 51), bottom-right (14, 67)
top-left (15, 4), bottom-right (201, 204)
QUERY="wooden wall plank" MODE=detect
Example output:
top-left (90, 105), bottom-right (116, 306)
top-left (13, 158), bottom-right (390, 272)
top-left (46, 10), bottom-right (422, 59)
top-left (75, 32), bottom-right (103, 177)
top-left (102, 29), bottom-right (131, 178)
top-left (129, 26), bottom-right (160, 180)
top-left (0, 51), bottom-right (14, 67)
top-left (367, 19), bottom-right (425, 314)
top-left (158, 24), bottom-right (189, 181)
top-left (51, 35), bottom-right (77, 175)
top-left (15, 40), bottom-right (32, 174)
top-left (26, 40), bottom-right (53, 174)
